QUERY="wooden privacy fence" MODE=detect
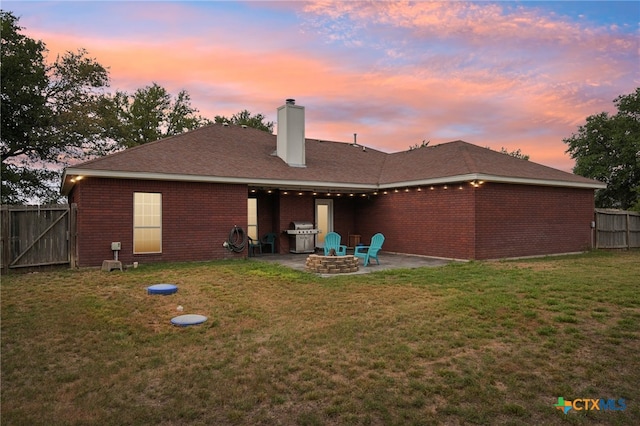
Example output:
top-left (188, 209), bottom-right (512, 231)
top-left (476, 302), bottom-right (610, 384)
top-left (1, 204), bottom-right (77, 273)
top-left (594, 208), bottom-right (640, 249)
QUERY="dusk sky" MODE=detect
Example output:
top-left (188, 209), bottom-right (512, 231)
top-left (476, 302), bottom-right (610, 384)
top-left (5, 1), bottom-right (639, 172)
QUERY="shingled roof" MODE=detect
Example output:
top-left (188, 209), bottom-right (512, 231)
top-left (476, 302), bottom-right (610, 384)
top-left (61, 123), bottom-right (604, 195)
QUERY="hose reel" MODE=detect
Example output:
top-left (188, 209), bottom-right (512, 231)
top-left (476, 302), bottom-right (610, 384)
top-left (225, 226), bottom-right (247, 253)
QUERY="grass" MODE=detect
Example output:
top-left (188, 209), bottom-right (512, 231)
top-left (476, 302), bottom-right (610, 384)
top-left (2, 250), bottom-right (639, 425)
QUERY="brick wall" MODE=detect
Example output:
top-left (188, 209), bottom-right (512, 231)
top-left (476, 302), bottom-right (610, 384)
top-left (475, 183), bottom-right (594, 259)
top-left (333, 198), bottom-right (358, 244)
top-left (353, 183), bottom-right (594, 260)
top-left (276, 192), bottom-right (315, 253)
top-left (71, 178), bottom-right (596, 265)
top-left (70, 178), bottom-right (248, 267)
top-left (354, 187), bottom-right (476, 259)
top-left (256, 191), bottom-right (278, 250)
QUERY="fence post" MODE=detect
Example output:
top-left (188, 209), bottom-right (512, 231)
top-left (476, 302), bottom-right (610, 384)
top-left (627, 212), bottom-right (631, 250)
top-left (594, 210), bottom-right (599, 249)
top-left (1, 206), bottom-right (9, 275)
top-left (69, 203), bottom-right (78, 268)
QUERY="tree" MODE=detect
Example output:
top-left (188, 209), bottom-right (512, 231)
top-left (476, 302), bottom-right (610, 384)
top-left (100, 83), bottom-right (212, 148)
top-left (482, 146), bottom-right (530, 160)
top-left (1, 11), bottom-right (110, 204)
top-left (564, 88), bottom-right (640, 210)
top-left (214, 109), bottom-right (274, 133)
top-left (499, 147), bottom-right (529, 161)
top-left (409, 140), bottom-right (429, 150)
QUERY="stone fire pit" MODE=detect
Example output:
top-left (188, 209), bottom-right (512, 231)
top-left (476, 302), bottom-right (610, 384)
top-left (305, 254), bottom-right (359, 274)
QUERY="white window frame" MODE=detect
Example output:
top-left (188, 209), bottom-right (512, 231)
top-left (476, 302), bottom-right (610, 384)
top-left (248, 198), bottom-right (258, 240)
top-left (133, 192), bottom-right (162, 254)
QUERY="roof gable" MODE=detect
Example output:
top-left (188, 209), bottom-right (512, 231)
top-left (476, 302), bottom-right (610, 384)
top-left (62, 125), bottom-right (605, 194)
top-left (379, 141), bottom-right (601, 187)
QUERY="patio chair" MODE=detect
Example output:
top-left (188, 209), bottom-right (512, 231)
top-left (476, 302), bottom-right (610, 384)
top-left (354, 233), bottom-right (385, 266)
top-left (260, 233), bottom-right (277, 254)
top-left (323, 232), bottom-right (347, 256)
top-left (248, 237), bottom-right (262, 257)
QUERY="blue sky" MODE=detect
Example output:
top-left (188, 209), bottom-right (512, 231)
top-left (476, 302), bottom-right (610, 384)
top-left (4, 1), bottom-right (639, 171)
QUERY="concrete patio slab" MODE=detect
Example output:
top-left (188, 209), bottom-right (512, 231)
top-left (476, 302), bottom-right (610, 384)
top-left (250, 251), bottom-right (455, 276)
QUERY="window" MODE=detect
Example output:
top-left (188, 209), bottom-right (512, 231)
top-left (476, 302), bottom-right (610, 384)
top-left (247, 198), bottom-right (258, 240)
top-left (133, 192), bottom-right (162, 253)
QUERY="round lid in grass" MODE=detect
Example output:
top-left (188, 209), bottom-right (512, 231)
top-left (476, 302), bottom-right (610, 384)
top-left (147, 284), bottom-right (178, 295)
top-left (171, 314), bottom-right (207, 327)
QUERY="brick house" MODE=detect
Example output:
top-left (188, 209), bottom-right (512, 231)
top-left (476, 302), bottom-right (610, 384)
top-left (61, 100), bottom-right (605, 266)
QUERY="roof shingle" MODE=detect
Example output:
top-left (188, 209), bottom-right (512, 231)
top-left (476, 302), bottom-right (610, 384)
top-left (63, 124), bottom-right (604, 193)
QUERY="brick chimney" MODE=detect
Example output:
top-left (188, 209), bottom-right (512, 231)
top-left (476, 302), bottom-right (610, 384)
top-left (276, 99), bottom-right (305, 167)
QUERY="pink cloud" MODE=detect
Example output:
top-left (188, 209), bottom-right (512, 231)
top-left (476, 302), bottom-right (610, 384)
top-left (16, 1), bottom-right (636, 175)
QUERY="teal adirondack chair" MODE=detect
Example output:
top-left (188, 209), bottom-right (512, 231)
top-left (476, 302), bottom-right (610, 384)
top-left (354, 233), bottom-right (385, 266)
top-left (323, 232), bottom-right (347, 256)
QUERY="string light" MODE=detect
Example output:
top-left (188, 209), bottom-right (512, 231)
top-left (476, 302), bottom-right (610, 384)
top-left (248, 184), bottom-right (481, 196)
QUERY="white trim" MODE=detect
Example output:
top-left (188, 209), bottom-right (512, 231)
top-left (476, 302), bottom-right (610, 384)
top-left (484, 251), bottom-right (587, 261)
top-left (61, 168), bottom-right (378, 194)
top-left (382, 250), bottom-right (470, 263)
top-left (315, 199), bottom-right (333, 249)
top-left (61, 168), bottom-right (605, 195)
top-left (379, 173), bottom-right (606, 190)
top-left (472, 173), bottom-right (606, 189)
top-left (133, 192), bottom-right (162, 254)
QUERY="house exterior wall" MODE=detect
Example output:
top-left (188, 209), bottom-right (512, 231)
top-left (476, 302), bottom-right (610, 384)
top-left (474, 183), bottom-right (595, 259)
top-left (353, 183), bottom-right (594, 260)
top-left (255, 191), bottom-right (279, 250)
top-left (277, 192), bottom-right (315, 253)
top-left (354, 187), bottom-right (476, 259)
top-left (69, 178), bottom-right (248, 267)
top-left (70, 178), bottom-right (595, 266)
top-left (332, 198), bottom-right (358, 247)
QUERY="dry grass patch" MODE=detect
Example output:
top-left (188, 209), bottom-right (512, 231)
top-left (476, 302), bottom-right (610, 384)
top-left (2, 251), bottom-right (639, 425)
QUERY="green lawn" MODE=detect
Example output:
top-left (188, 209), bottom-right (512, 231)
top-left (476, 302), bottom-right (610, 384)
top-left (2, 250), bottom-right (639, 425)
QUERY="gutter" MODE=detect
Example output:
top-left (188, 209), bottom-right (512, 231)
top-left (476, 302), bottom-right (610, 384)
top-left (61, 168), bottom-right (606, 196)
